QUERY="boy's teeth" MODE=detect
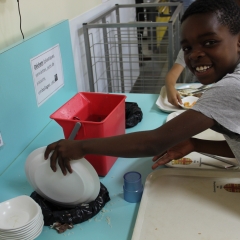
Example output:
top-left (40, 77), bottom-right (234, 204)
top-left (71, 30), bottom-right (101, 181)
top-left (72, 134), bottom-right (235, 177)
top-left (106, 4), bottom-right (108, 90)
top-left (196, 66), bottom-right (210, 72)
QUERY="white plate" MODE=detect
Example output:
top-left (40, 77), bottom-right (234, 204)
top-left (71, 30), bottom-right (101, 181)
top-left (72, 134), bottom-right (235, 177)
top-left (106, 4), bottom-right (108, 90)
top-left (166, 110), bottom-right (225, 141)
top-left (177, 83), bottom-right (203, 90)
top-left (177, 84), bottom-right (211, 97)
top-left (25, 147), bottom-right (100, 206)
top-left (155, 84), bottom-right (203, 113)
top-left (25, 147), bottom-right (63, 204)
top-left (25, 147), bottom-right (45, 193)
top-left (132, 168), bottom-right (240, 240)
top-left (155, 86), bottom-right (180, 113)
top-left (166, 110), bottom-right (186, 121)
top-left (178, 96), bottom-right (199, 110)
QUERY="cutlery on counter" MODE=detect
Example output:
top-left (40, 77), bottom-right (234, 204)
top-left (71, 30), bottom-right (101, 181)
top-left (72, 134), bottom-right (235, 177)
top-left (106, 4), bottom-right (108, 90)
top-left (199, 153), bottom-right (239, 169)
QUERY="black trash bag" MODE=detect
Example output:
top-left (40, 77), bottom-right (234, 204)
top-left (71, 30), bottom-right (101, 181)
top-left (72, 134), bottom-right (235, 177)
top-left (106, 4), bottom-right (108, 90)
top-left (30, 183), bottom-right (110, 226)
top-left (125, 102), bottom-right (143, 128)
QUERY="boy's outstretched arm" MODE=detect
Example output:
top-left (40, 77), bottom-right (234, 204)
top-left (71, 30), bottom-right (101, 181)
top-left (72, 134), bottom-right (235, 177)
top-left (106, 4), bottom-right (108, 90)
top-left (152, 139), bottom-right (235, 169)
top-left (44, 110), bottom-right (215, 175)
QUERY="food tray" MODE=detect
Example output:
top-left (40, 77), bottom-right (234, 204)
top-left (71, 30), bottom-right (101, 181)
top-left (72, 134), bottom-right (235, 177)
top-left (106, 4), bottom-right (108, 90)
top-left (132, 168), bottom-right (240, 240)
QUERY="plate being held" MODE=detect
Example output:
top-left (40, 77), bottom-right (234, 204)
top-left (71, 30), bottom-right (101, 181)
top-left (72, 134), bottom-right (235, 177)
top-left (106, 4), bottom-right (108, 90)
top-left (25, 147), bottom-right (100, 207)
top-left (178, 96), bottom-right (199, 110)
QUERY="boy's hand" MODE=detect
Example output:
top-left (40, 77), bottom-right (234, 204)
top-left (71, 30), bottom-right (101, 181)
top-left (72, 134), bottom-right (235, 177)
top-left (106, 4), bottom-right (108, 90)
top-left (44, 139), bottom-right (83, 176)
top-left (152, 139), bottom-right (195, 169)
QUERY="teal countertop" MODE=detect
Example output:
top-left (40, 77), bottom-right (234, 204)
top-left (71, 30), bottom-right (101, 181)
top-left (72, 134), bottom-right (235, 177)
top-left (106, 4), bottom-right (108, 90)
top-left (0, 93), bottom-right (168, 240)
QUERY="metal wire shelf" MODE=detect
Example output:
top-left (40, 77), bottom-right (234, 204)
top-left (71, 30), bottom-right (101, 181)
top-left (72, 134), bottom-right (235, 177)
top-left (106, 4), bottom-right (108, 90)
top-left (83, 2), bottom-right (184, 93)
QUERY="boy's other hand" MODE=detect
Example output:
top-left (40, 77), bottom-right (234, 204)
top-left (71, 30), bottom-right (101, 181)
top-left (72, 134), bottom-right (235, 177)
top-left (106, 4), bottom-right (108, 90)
top-left (152, 139), bottom-right (195, 169)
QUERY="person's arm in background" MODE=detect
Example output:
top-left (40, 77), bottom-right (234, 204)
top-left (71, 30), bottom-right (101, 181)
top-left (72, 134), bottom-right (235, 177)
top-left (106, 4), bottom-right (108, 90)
top-left (165, 49), bottom-right (186, 107)
top-left (165, 63), bottom-right (184, 107)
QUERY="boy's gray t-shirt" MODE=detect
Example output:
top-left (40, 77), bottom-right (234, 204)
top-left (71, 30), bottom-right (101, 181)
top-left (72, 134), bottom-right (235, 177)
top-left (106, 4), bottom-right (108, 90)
top-left (192, 63), bottom-right (240, 163)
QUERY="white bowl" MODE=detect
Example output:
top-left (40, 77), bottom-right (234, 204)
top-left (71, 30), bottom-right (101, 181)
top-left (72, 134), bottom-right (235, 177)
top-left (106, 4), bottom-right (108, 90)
top-left (0, 213), bottom-right (43, 234)
top-left (179, 96), bottom-right (199, 110)
top-left (0, 221), bottom-right (44, 240)
top-left (0, 196), bottom-right (40, 230)
top-left (25, 147), bottom-right (100, 206)
top-left (0, 218), bottom-right (43, 237)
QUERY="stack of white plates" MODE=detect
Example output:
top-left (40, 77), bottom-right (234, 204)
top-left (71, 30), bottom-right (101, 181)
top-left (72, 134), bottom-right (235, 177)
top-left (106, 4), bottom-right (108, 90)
top-left (25, 147), bottom-right (100, 207)
top-left (0, 195), bottom-right (44, 240)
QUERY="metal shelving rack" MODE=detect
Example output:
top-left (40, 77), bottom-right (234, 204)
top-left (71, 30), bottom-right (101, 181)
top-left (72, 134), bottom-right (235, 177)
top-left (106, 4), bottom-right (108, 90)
top-left (83, 2), bottom-right (183, 93)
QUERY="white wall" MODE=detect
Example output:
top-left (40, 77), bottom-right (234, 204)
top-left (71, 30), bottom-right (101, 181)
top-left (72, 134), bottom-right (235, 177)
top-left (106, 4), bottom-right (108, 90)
top-left (0, 0), bottom-right (137, 93)
top-left (0, 0), bottom-right (102, 50)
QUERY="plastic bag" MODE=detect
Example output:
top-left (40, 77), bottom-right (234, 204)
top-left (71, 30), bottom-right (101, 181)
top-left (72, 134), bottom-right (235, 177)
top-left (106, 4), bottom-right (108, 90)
top-left (30, 183), bottom-right (110, 226)
top-left (125, 102), bottom-right (143, 128)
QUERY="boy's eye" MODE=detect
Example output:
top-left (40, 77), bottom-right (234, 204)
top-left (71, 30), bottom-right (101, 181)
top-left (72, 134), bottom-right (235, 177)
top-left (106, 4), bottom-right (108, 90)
top-left (182, 46), bottom-right (191, 52)
top-left (204, 40), bottom-right (217, 46)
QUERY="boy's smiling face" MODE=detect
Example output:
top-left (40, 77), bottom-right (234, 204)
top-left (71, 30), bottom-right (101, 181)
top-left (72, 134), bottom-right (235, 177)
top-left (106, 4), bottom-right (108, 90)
top-left (181, 12), bottom-right (240, 85)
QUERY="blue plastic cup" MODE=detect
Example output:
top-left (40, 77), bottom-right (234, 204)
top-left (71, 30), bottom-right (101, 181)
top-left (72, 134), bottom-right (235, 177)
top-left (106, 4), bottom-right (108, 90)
top-left (123, 171), bottom-right (142, 191)
top-left (123, 185), bottom-right (143, 203)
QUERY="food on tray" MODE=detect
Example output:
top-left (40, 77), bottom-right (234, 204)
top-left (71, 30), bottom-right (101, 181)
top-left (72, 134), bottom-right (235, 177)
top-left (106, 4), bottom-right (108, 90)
top-left (192, 93), bottom-right (203, 98)
top-left (179, 96), bottom-right (199, 109)
top-left (183, 101), bottom-right (196, 108)
top-left (178, 89), bottom-right (195, 97)
top-left (177, 85), bottom-right (209, 97)
top-left (178, 90), bottom-right (203, 98)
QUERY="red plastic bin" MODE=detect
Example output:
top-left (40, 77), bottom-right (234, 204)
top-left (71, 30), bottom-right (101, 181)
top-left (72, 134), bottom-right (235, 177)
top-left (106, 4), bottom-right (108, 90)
top-left (50, 92), bottom-right (126, 176)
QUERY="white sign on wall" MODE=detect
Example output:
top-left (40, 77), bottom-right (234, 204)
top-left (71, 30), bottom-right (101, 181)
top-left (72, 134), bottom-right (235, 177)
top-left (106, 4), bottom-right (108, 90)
top-left (30, 44), bottom-right (64, 106)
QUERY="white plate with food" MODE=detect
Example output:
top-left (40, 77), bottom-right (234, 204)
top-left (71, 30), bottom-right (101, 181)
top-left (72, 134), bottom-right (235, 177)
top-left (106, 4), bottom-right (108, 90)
top-left (155, 84), bottom-right (203, 113)
top-left (25, 147), bottom-right (100, 207)
top-left (177, 83), bottom-right (210, 97)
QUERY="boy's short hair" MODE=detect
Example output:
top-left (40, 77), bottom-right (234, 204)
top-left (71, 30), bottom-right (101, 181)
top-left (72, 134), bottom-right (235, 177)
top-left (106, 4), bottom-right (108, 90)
top-left (181, 0), bottom-right (240, 35)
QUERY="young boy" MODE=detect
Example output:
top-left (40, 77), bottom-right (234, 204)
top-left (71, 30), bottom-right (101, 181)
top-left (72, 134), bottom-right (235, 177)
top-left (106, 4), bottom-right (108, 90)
top-left (45, 0), bottom-right (240, 176)
top-left (165, 0), bottom-right (240, 107)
